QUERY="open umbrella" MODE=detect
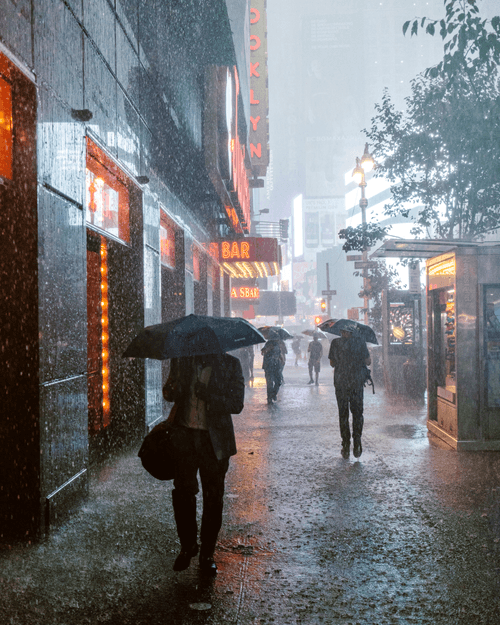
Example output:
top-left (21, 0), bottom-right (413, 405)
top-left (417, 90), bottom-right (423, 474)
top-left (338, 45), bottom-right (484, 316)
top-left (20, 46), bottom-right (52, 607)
top-left (258, 326), bottom-right (293, 340)
top-left (318, 318), bottom-right (378, 344)
top-left (302, 329), bottom-right (328, 339)
top-left (123, 314), bottom-right (266, 360)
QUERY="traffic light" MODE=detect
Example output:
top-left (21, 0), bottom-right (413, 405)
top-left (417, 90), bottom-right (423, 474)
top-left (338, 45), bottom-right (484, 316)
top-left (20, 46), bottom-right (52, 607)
top-left (320, 299), bottom-right (326, 312)
top-left (314, 315), bottom-right (323, 326)
top-left (279, 218), bottom-right (289, 240)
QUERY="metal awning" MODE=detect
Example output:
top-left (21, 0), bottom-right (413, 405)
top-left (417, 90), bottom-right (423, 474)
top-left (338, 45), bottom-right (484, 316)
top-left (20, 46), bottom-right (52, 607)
top-left (370, 239), bottom-right (481, 259)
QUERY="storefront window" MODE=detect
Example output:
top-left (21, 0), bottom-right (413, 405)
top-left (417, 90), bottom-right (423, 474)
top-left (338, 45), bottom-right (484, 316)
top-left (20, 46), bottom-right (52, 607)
top-left (86, 139), bottom-right (130, 243)
top-left (0, 75), bottom-right (13, 180)
top-left (484, 286), bottom-right (500, 407)
top-left (160, 210), bottom-right (176, 268)
top-left (443, 289), bottom-right (456, 390)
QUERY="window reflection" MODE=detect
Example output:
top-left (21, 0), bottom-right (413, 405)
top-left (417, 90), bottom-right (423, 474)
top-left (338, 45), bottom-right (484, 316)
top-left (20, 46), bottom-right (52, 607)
top-left (86, 139), bottom-right (130, 242)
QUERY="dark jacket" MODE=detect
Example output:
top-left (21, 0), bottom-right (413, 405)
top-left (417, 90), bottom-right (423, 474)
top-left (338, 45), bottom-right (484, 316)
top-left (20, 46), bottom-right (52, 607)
top-left (162, 353), bottom-right (245, 460)
top-left (328, 335), bottom-right (370, 390)
top-left (261, 339), bottom-right (282, 371)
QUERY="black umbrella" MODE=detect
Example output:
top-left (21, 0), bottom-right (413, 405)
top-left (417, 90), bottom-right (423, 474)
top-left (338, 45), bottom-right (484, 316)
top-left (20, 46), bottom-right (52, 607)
top-left (318, 318), bottom-right (378, 344)
top-left (123, 314), bottom-right (266, 360)
top-left (258, 326), bottom-right (293, 340)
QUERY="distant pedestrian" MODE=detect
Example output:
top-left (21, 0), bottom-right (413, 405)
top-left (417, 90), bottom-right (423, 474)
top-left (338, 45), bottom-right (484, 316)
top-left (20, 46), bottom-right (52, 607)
top-left (307, 334), bottom-right (323, 385)
top-left (163, 353), bottom-right (245, 575)
top-left (261, 335), bottom-right (282, 404)
top-left (292, 337), bottom-right (302, 366)
top-left (328, 330), bottom-right (371, 458)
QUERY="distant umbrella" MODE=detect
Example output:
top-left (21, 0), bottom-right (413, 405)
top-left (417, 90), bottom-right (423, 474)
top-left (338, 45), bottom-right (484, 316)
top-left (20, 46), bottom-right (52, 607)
top-left (302, 329), bottom-right (328, 339)
top-left (123, 314), bottom-right (266, 360)
top-left (318, 318), bottom-right (378, 344)
top-left (258, 326), bottom-right (293, 340)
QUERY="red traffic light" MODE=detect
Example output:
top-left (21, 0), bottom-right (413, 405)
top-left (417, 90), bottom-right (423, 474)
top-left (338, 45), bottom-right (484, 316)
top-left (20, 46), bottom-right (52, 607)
top-left (320, 299), bottom-right (326, 311)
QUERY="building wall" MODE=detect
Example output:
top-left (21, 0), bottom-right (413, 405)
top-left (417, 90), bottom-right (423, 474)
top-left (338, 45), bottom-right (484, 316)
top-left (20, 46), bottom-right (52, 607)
top-left (0, 0), bottom-right (245, 538)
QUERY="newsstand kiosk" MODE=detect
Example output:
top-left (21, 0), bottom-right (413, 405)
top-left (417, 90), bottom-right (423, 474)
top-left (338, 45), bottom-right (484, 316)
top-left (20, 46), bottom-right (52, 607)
top-left (426, 244), bottom-right (500, 450)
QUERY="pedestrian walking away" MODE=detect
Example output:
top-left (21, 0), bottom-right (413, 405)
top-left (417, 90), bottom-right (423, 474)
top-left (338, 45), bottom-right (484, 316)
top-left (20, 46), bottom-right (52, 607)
top-left (328, 330), bottom-right (371, 458)
top-left (307, 333), bottom-right (323, 385)
top-left (261, 335), bottom-right (283, 404)
top-left (292, 336), bottom-right (302, 366)
top-left (162, 353), bottom-right (245, 575)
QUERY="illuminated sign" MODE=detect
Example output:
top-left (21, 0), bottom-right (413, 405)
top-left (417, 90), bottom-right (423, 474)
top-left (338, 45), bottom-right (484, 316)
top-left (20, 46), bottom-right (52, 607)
top-left (249, 0), bottom-right (269, 177)
top-left (231, 286), bottom-right (260, 299)
top-left (214, 238), bottom-right (278, 263)
top-left (212, 237), bottom-right (281, 279)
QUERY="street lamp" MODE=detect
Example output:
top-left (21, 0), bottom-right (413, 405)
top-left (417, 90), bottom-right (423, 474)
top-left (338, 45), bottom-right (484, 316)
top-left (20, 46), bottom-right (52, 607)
top-left (352, 143), bottom-right (375, 325)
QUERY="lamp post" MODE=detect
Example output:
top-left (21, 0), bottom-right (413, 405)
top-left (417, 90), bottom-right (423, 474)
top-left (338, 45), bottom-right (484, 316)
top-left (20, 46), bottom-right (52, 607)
top-left (352, 143), bottom-right (375, 325)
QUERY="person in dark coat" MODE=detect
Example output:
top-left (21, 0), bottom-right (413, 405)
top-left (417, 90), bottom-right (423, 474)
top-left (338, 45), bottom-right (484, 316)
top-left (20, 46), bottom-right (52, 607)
top-left (328, 330), bottom-right (371, 459)
top-left (307, 334), bottom-right (323, 385)
top-left (261, 336), bottom-right (282, 404)
top-left (163, 352), bottom-right (245, 575)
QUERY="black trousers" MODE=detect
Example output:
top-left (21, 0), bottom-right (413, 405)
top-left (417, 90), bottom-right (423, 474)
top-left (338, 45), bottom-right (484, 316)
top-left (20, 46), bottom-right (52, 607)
top-left (264, 367), bottom-right (281, 401)
top-left (171, 427), bottom-right (229, 557)
top-left (335, 386), bottom-right (364, 444)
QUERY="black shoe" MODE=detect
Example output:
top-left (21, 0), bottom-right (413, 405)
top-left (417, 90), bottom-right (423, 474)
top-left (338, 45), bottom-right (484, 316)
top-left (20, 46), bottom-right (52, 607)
top-left (307, 379), bottom-right (314, 384)
top-left (353, 439), bottom-right (362, 458)
top-left (173, 543), bottom-right (199, 571)
top-left (199, 555), bottom-right (218, 576)
top-left (341, 443), bottom-right (350, 459)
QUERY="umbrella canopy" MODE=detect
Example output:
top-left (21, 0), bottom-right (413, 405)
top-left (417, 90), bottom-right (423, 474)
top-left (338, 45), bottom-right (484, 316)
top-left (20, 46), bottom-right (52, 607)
top-left (258, 326), bottom-right (293, 340)
top-left (123, 314), bottom-right (266, 360)
top-left (302, 329), bottom-right (328, 339)
top-left (318, 318), bottom-right (378, 344)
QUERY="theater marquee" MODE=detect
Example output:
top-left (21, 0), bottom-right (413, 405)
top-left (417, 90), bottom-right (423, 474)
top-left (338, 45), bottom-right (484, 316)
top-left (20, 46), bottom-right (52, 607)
top-left (212, 237), bottom-right (280, 279)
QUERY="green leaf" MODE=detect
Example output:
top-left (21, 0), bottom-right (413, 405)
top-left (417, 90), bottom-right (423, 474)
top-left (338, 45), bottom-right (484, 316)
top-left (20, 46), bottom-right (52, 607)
top-left (403, 20), bottom-right (411, 36)
top-left (411, 20), bottom-right (418, 36)
top-left (426, 23), bottom-right (436, 36)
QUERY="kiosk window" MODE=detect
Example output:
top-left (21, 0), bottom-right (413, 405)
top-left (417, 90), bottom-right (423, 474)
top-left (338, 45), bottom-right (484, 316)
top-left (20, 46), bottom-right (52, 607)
top-left (485, 286), bottom-right (500, 407)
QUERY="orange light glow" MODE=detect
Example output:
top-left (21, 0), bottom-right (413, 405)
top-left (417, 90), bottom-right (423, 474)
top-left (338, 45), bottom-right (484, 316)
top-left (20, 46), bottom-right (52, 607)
top-left (0, 75), bottom-right (13, 180)
top-left (100, 240), bottom-right (110, 427)
top-left (428, 258), bottom-right (456, 277)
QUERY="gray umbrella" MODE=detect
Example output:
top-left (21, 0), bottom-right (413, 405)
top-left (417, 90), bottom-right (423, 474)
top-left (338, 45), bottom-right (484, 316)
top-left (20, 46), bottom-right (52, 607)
top-left (123, 314), bottom-right (266, 360)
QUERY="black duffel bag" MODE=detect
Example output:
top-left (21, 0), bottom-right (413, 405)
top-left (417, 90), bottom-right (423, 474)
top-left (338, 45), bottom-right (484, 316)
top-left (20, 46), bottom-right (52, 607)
top-left (138, 418), bottom-right (176, 481)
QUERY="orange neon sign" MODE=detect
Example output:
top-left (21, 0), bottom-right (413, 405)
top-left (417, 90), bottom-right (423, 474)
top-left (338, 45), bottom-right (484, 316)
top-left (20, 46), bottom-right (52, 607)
top-left (231, 287), bottom-right (260, 299)
top-left (221, 240), bottom-right (251, 260)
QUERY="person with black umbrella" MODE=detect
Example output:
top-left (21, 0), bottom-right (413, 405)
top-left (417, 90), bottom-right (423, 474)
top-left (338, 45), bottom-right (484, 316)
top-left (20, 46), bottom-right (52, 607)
top-left (163, 352), bottom-right (245, 575)
top-left (124, 315), bottom-right (263, 575)
top-left (328, 326), bottom-right (371, 459)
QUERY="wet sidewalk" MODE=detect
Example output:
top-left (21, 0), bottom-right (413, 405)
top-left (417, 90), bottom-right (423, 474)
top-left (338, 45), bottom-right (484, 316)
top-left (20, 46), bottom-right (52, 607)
top-left (2, 357), bottom-right (500, 624)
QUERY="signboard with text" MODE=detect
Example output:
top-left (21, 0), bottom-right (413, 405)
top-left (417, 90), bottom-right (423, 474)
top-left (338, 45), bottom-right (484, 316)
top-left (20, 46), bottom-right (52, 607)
top-left (250, 0), bottom-right (269, 176)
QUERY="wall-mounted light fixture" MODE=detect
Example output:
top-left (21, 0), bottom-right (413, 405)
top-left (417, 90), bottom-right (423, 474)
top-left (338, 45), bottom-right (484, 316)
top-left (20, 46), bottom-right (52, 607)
top-left (71, 108), bottom-right (93, 122)
top-left (136, 176), bottom-right (150, 185)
